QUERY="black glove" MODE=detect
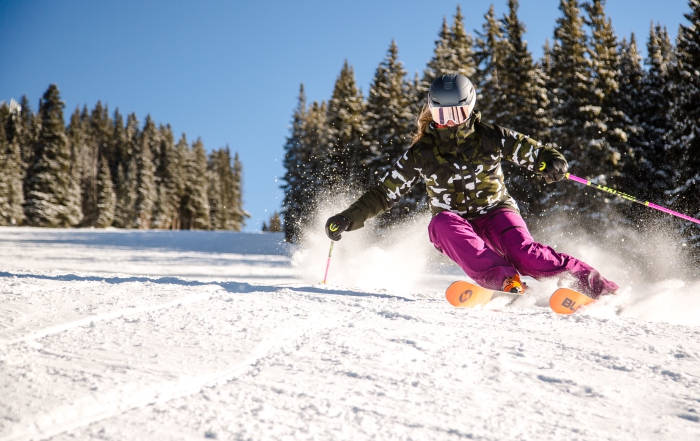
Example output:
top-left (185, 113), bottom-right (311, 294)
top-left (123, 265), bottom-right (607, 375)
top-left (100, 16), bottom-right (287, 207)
top-left (325, 215), bottom-right (351, 241)
top-left (539, 157), bottom-right (568, 184)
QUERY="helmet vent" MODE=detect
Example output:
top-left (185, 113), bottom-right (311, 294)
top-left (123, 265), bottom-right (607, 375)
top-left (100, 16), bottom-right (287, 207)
top-left (443, 79), bottom-right (454, 91)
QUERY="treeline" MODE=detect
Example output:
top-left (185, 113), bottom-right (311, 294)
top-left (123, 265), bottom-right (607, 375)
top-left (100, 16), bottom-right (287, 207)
top-left (282, 0), bottom-right (700, 256)
top-left (0, 84), bottom-right (248, 230)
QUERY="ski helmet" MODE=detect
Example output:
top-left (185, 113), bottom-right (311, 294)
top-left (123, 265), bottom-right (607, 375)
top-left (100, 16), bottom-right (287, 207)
top-left (428, 74), bottom-right (476, 125)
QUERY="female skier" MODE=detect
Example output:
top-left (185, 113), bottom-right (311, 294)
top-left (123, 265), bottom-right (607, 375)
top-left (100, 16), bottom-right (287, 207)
top-left (324, 74), bottom-right (618, 298)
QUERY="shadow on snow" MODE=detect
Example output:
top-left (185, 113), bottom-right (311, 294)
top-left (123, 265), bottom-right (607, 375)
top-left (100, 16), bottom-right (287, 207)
top-left (0, 271), bottom-right (414, 302)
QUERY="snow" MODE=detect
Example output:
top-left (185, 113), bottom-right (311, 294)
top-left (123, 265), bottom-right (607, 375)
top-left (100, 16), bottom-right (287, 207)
top-left (1, 222), bottom-right (699, 440)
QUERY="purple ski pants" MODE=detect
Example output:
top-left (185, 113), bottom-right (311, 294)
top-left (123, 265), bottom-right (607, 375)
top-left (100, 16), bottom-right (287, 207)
top-left (428, 209), bottom-right (618, 298)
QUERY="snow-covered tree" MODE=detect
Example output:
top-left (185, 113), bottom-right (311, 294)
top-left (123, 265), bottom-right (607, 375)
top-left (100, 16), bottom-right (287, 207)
top-left (113, 162), bottom-right (135, 228)
top-left (208, 147), bottom-right (246, 231)
top-left (418, 6), bottom-right (478, 103)
top-left (632, 24), bottom-right (676, 201)
top-left (281, 85), bottom-right (308, 242)
top-left (281, 85), bottom-right (329, 241)
top-left (325, 61), bottom-right (370, 189)
top-left (17, 95), bottom-right (37, 171)
top-left (583, 0), bottom-right (630, 195)
top-left (95, 156), bottom-right (116, 228)
top-left (668, 0), bottom-right (700, 259)
top-left (497, 0), bottom-right (551, 217)
top-left (366, 41), bottom-right (413, 181)
top-left (546, 0), bottom-right (592, 213)
top-left (181, 138), bottom-right (210, 230)
top-left (152, 124), bottom-right (182, 229)
top-left (365, 41), bottom-right (419, 224)
top-left (230, 152), bottom-right (248, 230)
top-left (669, 0), bottom-right (700, 218)
top-left (0, 103), bottom-right (25, 225)
top-left (616, 34), bottom-right (649, 197)
top-left (475, 5), bottom-right (508, 122)
top-left (24, 85), bottom-right (83, 227)
top-left (67, 108), bottom-right (90, 226)
top-left (133, 116), bottom-right (158, 229)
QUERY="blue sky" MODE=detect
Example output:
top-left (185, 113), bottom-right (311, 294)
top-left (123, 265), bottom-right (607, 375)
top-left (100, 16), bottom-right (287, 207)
top-left (0, 0), bottom-right (690, 231)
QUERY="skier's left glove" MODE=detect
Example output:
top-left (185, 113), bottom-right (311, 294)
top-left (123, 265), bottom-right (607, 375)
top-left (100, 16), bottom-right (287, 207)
top-left (325, 215), bottom-right (351, 241)
top-left (539, 157), bottom-right (568, 184)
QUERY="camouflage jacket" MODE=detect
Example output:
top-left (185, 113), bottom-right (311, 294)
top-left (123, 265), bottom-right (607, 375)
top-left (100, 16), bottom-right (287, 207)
top-left (339, 113), bottom-right (565, 230)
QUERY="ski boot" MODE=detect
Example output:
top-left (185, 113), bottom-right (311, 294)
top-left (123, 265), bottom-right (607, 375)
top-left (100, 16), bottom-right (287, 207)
top-left (502, 274), bottom-right (527, 294)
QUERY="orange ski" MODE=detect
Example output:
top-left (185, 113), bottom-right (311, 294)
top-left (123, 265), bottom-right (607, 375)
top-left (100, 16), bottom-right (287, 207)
top-left (549, 288), bottom-right (595, 314)
top-left (445, 280), bottom-right (522, 308)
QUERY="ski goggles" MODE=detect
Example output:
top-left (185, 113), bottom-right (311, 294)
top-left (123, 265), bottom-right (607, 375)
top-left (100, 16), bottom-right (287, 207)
top-left (429, 104), bottom-right (471, 125)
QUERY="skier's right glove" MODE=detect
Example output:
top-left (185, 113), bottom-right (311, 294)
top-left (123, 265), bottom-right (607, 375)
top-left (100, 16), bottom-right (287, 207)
top-left (325, 215), bottom-right (350, 241)
top-left (539, 157), bottom-right (568, 184)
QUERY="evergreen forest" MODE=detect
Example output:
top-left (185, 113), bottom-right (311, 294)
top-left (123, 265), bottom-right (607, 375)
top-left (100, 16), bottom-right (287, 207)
top-left (281, 0), bottom-right (700, 263)
top-left (0, 85), bottom-right (248, 230)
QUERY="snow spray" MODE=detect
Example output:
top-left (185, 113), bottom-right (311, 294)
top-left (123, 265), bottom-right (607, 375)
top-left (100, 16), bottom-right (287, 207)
top-left (534, 213), bottom-right (700, 326)
top-left (291, 192), bottom-right (458, 296)
top-left (293, 190), bottom-right (700, 325)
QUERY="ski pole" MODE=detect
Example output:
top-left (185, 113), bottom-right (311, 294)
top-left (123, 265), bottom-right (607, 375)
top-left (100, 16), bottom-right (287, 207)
top-left (321, 241), bottom-right (334, 284)
top-left (566, 173), bottom-right (700, 226)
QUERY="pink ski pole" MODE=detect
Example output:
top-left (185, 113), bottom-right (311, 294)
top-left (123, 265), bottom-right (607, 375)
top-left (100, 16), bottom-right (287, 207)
top-left (566, 173), bottom-right (700, 226)
top-left (321, 241), bottom-right (334, 284)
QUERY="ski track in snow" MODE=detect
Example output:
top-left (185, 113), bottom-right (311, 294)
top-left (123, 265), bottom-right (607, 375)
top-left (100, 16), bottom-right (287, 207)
top-left (0, 227), bottom-right (699, 440)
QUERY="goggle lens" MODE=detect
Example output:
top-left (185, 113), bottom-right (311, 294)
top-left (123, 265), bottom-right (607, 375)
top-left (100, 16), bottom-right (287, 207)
top-left (429, 105), bottom-right (470, 125)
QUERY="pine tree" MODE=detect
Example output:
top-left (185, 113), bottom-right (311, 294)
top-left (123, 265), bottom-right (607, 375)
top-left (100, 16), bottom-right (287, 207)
top-left (669, 0), bottom-right (700, 218)
top-left (475, 5), bottom-right (508, 122)
top-left (281, 85), bottom-right (326, 241)
top-left (497, 0), bottom-right (551, 217)
top-left (635, 24), bottom-right (675, 199)
top-left (281, 85), bottom-right (308, 242)
top-left (181, 138), bottom-right (210, 229)
top-left (366, 41), bottom-right (413, 181)
top-left (0, 103), bottom-right (25, 225)
top-left (207, 152), bottom-right (224, 230)
top-left (365, 41), bottom-right (416, 223)
top-left (112, 114), bottom-right (140, 228)
top-left (17, 95), bottom-right (36, 171)
top-left (81, 101), bottom-right (113, 226)
top-left (133, 116), bottom-right (158, 229)
top-left (418, 6), bottom-right (478, 102)
top-left (616, 34), bottom-right (648, 198)
top-left (450, 6), bottom-right (479, 83)
top-left (325, 61), bottom-right (371, 189)
top-left (24, 84), bottom-right (83, 227)
top-left (208, 147), bottom-right (246, 231)
top-left (152, 124), bottom-right (181, 229)
top-left (230, 152), bottom-right (248, 230)
top-left (172, 134), bottom-right (190, 230)
top-left (499, 0), bottom-right (550, 136)
top-left (419, 18), bottom-right (452, 104)
top-left (95, 156), bottom-right (116, 228)
top-left (113, 162), bottom-right (135, 228)
top-left (668, 0), bottom-right (700, 259)
top-left (546, 0), bottom-right (593, 214)
top-left (583, 0), bottom-right (630, 198)
top-left (67, 108), bottom-right (89, 225)
top-left (268, 211), bottom-right (281, 232)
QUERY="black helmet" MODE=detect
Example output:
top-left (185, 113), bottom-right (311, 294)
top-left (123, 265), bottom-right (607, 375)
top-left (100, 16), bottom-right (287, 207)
top-left (428, 74), bottom-right (476, 125)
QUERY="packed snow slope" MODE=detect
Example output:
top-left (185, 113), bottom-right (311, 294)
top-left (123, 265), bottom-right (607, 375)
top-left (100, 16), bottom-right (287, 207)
top-left (0, 218), bottom-right (699, 440)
